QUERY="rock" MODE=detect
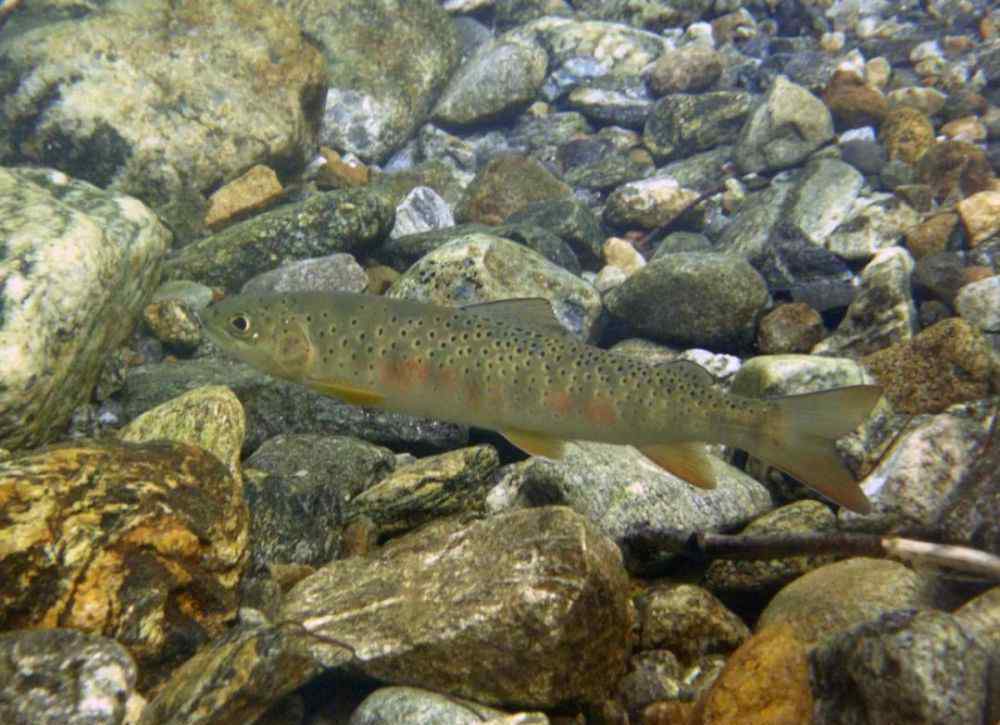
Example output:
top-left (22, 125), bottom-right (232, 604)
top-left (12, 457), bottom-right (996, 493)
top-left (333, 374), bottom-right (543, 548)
top-left (433, 36), bottom-right (548, 127)
top-left (783, 158), bottom-right (864, 248)
top-left (243, 434), bottom-right (396, 573)
top-left (842, 400), bottom-right (996, 542)
top-left (603, 176), bottom-right (700, 230)
top-left (643, 91), bottom-right (756, 162)
top-left (886, 86), bottom-right (946, 116)
top-left (142, 299), bottom-right (203, 350)
top-left (733, 76), bottom-right (834, 174)
top-left (120, 385), bottom-right (246, 483)
top-left (387, 234), bottom-right (603, 341)
top-left (913, 251), bottom-right (970, 305)
top-left (822, 70), bottom-right (889, 129)
top-left (954, 587), bottom-right (1000, 723)
top-left (810, 610), bottom-right (990, 725)
top-left (314, 147), bottom-right (371, 190)
top-left (704, 501), bottom-right (840, 595)
top-left (487, 442), bottom-right (772, 560)
top-left (861, 318), bottom-right (992, 415)
top-left (824, 194), bottom-right (921, 261)
top-left (240, 253), bottom-right (368, 296)
top-left (0, 167), bottom-right (170, 451)
top-left (812, 247), bottom-right (917, 357)
top-left (504, 198), bottom-right (605, 268)
top-left (151, 280), bottom-right (217, 311)
top-left (389, 186), bottom-right (455, 240)
top-left (693, 625), bottom-right (812, 725)
top-left (756, 558), bottom-right (940, 647)
top-left (604, 253), bottom-right (769, 351)
top-left (595, 265), bottom-right (629, 292)
top-left (120, 357), bottom-right (468, 454)
top-left (163, 186), bottom-right (394, 291)
top-left (0, 629), bottom-right (142, 725)
top-left (645, 45), bottom-right (724, 95)
top-left (636, 585), bottom-right (749, 664)
top-left (918, 141), bottom-right (995, 204)
top-left (280, 507), bottom-right (633, 708)
top-left (880, 106), bottom-right (935, 165)
top-left (955, 275), bottom-right (1000, 333)
top-left (839, 138), bottom-right (887, 176)
top-left (285, 0), bottom-right (459, 162)
top-left (0, 1), bottom-right (326, 233)
top-left (456, 154), bottom-right (572, 225)
top-left (617, 650), bottom-right (687, 717)
top-left (566, 75), bottom-right (655, 131)
top-left (904, 212), bottom-right (959, 259)
top-left (138, 623), bottom-right (322, 725)
top-left (653, 231), bottom-right (713, 257)
top-left (349, 686), bottom-right (516, 725)
top-left (957, 189), bottom-right (1000, 246)
top-left (756, 303), bottom-right (825, 354)
top-left (0, 439), bottom-right (248, 689)
top-left (558, 136), bottom-right (653, 191)
top-left (603, 237), bottom-right (646, 276)
top-left (204, 165), bottom-right (284, 231)
top-left (941, 116), bottom-right (989, 143)
top-left (349, 445), bottom-right (499, 538)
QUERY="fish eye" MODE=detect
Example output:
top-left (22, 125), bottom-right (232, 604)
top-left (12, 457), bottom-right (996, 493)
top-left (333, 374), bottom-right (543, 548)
top-left (229, 314), bottom-right (251, 335)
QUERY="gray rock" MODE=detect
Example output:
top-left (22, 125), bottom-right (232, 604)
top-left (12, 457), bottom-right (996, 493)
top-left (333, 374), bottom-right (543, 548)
top-left (0, 629), bottom-right (140, 725)
top-left (616, 650), bottom-right (687, 715)
top-left (646, 45), bottom-right (725, 95)
top-left (757, 558), bottom-right (941, 648)
top-left (636, 584), bottom-right (749, 663)
top-left (748, 236), bottom-right (856, 306)
top-left (825, 193), bottom-right (922, 261)
top-left (241, 253), bottom-right (368, 296)
top-left (734, 76), bottom-right (835, 174)
top-left (281, 0), bottom-right (459, 162)
top-left (604, 252), bottom-right (770, 351)
top-left (705, 501), bottom-right (841, 594)
top-left (348, 686), bottom-right (512, 725)
top-left (812, 247), bottom-right (918, 357)
top-left (349, 445), bottom-right (500, 538)
top-left (653, 232), bottom-right (713, 257)
top-left (603, 175), bottom-right (700, 230)
top-left (151, 280), bottom-right (216, 311)
top-left (138, 623), bottom-right (322, 725)
top-left (390, 186), bottom-right (455, 239)
top-left (162, 187), bottom-right (394, 291)
top-left (505, 197), bottom-right (605, 268)
top-left (956, 275), bottom-right (1000, 333)
top-left (566, 75), bottom-right (654, 130)
top-left (433, 36), bottom-right (548, 127)
top-left (0, 167), bottom-right (170, 451)
top-left (387, 234), bottom-right (603, 341)
top-left (954, 586), bottom-right (1000, 724)
top-left (280, 507), bottom-right (633, 708)
top-left (486, 441), bottom-right (772, 557)
top-left (783, 158), bottom-right (864, 247)
top-left (659, 146), bottom-right (736, 194)
top-left (120, 357), bottom-right (468, 454)
top-left (716, 179), bottom-right (796, 260)
top-left (643, 91), bottom-right (756, 161)
top-left (244, 435), bottom-right (396, 573)
top-left (0, 1), bottom-right (326, 233)
top-left (558, 138), bottom-right (653, 191)
top-left (811, 610), bottom-right (990, 725)
top-left (510, 112), bottom-right (594, 154)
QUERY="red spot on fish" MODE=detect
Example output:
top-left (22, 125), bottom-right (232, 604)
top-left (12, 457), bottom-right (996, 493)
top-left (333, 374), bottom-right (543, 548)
top-left (583, 397), bottom-right (618, 426)
top-left (544, 390), bottom-right (576, 416)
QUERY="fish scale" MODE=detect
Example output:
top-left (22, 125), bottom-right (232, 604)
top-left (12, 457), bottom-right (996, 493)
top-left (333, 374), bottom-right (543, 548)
top-left (201, 291), bottom-right (882, 513)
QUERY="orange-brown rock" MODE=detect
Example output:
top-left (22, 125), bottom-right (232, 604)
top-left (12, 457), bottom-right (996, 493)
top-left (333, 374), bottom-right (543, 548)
top-left (0, 439), bottom-right (249, 690)
top-left (643, 700), bottom-right (696, 725)
top-left (903, 212), bottom-right (958, 259)
top-left (880, 106), bottom-right (935, 165)
top-left (204, 164), bottom-right (283, 230)
top-left (957, 189), bottom-right (1000, 246)
top-left (918, 141), bottom-right (996, 203)
top-left (315, 147), bottom-right (370, 189)
top-left (456, 153), bottom-right (572, 225)
top-left (692, 625), bottom-right (813, 725)
top-left (862, 317), bottom-right (991, 414)
top-left (822, 70), bottom-right (889, 129)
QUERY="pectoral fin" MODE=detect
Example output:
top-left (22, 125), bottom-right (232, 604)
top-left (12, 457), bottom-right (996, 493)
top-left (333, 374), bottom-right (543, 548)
top-left (639, 442), bottom-right (717, 489)
top-left (307, 380), bottom-right (386, 407)
top-left (501, 428), bottom-right (568, 460)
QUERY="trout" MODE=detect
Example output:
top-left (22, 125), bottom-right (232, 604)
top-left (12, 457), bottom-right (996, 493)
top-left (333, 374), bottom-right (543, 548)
top-left (201, 291), bottom-right (881, 513)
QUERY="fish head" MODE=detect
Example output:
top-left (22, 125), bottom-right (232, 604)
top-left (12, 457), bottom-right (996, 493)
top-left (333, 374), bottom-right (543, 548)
top-left (200, 293), bottom-right (315, 380)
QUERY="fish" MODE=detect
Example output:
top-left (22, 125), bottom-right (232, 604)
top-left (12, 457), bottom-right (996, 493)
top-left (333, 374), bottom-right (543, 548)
top-left (200, 291), bottom-right (882, 513)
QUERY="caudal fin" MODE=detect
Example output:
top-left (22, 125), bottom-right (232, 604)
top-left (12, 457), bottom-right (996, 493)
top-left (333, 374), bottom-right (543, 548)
top-left (733, 385), bottom-right (882, 514)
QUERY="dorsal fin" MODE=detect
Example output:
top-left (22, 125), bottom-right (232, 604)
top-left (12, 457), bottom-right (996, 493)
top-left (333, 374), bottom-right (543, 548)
top-left (462, 298), bottom-right (570, 337)
top-left (657, 360), bottom-right (717, 386)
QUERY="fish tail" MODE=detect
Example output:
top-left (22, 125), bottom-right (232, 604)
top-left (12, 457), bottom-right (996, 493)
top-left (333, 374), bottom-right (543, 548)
top-left (731, 385), bottom-right (882, 514)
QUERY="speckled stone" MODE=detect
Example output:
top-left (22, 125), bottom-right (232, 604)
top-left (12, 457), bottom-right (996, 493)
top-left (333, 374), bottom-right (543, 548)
top-left (142, 299), bottom-right (203, 350)
top-left (456, 154), bottom-right (573, 225)
top-left (0, 439), bottom-right (248, 690)
top-left (636, 584), bottom-right (749, 664)
top-left (880, 106), bottom-right (935, 165)
top-left (0, 167), bottom-right (170, 451)
top-left (756, 303), bottom-right (826, 354)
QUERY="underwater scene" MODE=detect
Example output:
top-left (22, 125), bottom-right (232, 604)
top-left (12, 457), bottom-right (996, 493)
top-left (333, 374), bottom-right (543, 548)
top-left (1, 0), bottom-right (1000, 723)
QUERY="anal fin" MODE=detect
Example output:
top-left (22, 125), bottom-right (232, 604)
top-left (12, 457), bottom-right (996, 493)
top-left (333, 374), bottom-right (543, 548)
top-left (307, 380), bottom-right (386, 407)
top-left (639, 442), bottom-right (717, 489)
top-left (501, 428), bottom-right (567, 460)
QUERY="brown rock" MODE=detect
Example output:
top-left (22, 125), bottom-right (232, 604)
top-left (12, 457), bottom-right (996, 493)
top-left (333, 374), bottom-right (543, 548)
top-left (637, 585), bottom-right (749, 664)
top-left (903, 212), bottom-right (958, 259)
top-left (0, 440), bottom-right (249, 690)
top-left (756, 303), bottom-right (825, 354)
top-left (957, 189), bottom-right (1000, 246)
top-left (880, 106), bottom-right (935, 165)
top-left (822, 70), bottom-right (888, 129)
top-left (315, 147), bottom-right (370, 189)
top-left (918, 140), bottom-right (996, 203)
top-left (940, 116), bottom-right (988, 143)
top-left (693, 625), bottom-right (813, 725)
top-left (457, 153), bottom-right (572, 225)
top-left (862, 317), bottom-right (991, 415)
top-left (204, 165), bottom-right (283, 230)
top-left (646, 46), bottom-right (724, 96)
top-left (643, 700), bottom-right (696, 725)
